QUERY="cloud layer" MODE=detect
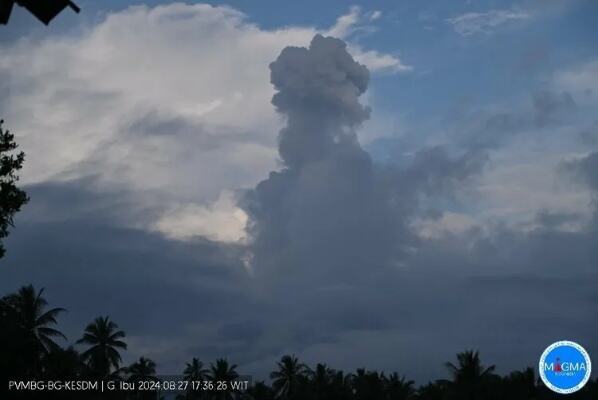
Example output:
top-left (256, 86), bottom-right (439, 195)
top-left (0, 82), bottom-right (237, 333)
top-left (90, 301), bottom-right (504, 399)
top-left (447, 8), bottom-right (530, 36)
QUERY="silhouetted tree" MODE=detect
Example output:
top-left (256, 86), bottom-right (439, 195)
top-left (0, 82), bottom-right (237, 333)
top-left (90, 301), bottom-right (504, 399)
top-left (0, 119), bottom-right (28, 258)
top-left (501, 368), bottom-right (537, 400)
top-left (352, 368), bottom-right (386, 400)
top-left (416, 381), bottom-right (448, 400)
top-left (3, 285), bottom-right (66, 354)
top-left (0, 294), bottom-right (29, 387)
top-left (305, 363), bottom-right (355, 400)
top-left (270, 355), bottom-right (308, 399)
top-left (2, 284), bottom-right (66, 383)
top-left (328, 369), bottom-right (354, 400)
top-left (209, 358), bottom-right (239, 382)
top-left (42, 346), bottom-right (83, 377)
top-left (307, 363), bottom-right (333, 400)
top-left (0, 285), bottom-right (66, 399)
top-left (77, 316), bottom-right (127, 378)
top-left (126, 357), bottom-right (158, 400)
top-left (185, 357), bottom-right (210, 381)
top-left (207, 359), bottom-right (238, 400)
top-left (246, 381), bottom-right (275, 400)
top-left (127, 357), bottom-right (157, 381)
top-left (184, 358), bottom-right (209, 399)
top-left (444, 350), bottom-right (496, 400)
top-left (385, 372), bottom-right (415, 400)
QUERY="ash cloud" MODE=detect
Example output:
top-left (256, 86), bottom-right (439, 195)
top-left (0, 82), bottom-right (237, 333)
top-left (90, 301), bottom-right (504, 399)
top-left (242, 35), bottom-right (483, 286)
top-left (269, 34), bottom-right (371, 168)
top-left (242, 35), bottom-right (409, 284)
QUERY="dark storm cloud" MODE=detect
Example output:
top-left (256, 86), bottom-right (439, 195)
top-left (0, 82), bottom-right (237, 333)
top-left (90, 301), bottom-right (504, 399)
top-left (19, 178), bottom-right (141, 224)
top-left (400, 222), bottom-right (598, 373)
top-left (1, 179), bottom-right (253, 372)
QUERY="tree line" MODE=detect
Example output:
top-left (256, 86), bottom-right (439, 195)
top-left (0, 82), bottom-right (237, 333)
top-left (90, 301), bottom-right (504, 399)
top-left (0, 285), bottom-right (596, 400)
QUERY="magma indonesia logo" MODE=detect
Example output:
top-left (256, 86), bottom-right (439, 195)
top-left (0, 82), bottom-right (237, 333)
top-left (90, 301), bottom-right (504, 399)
top-left (539, 341), bottom-right (592, 394)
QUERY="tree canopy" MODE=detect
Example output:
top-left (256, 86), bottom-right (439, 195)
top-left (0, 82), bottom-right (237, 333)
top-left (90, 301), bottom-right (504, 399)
top-left (0, 119), bottom-right (28, 259)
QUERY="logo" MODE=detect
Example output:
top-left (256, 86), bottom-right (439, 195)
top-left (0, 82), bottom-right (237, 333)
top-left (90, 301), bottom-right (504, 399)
top-left (539, 341), bottom-right (592, 394)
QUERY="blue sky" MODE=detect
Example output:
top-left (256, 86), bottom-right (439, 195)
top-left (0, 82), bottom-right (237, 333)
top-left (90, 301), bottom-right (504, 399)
top-left (1, 0), bottom-right (597, 382)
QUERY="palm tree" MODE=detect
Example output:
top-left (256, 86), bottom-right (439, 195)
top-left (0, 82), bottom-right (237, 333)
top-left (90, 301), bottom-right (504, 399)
top-left (184, 357), bottom-right (210, 381)
top-left (352, 368), bottom-right (385, 400)
top-left (384, 372), bottom-right (415, 400)
top-left (329, 369), bottom-right (353, 400)
top-left (209, 358), bottom-right (239, 381)
top-left (127, 356), bottom-right (157, 381)
top-left (127, 357), bottom-right (159, 400)
top-left (270, 355), bottom-right (308, 399)
top-left (501, 368), bottom-right (536, 400)
top-left (41, 347), bottom-right (83, 380)
top-left (307, 363), bottom-right (333, 399)
top-left (76, 316), bottom-right (127, 377)
top-left (3, 285), bottom-right (66, 353)
top-left (207, 359), bottom-right (238, 400)
top-left (416, 381), bottom-right (448, 400)
top-left (445, 350), bottom-right (495, 400)
top-left (183, 358), bottom-right (209, 399)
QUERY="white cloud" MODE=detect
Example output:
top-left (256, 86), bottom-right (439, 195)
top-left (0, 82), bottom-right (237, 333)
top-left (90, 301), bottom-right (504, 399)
top-left (460, 125), bottom-right (596, 232)
top-left (153, 190), bottom-right (248, 243)
top-left (369, 10), bottom-right (382, 21)
top-left (447, 9), bottom-right (530, 36)
top-left (351, 47), bottom-right (412, 73)
top-left (412, 212), bottom-right (478, 239)
top-left (325, 6), bottom-right (411, 73)
top-left (0, 3), bottom-right (408, 242)
top-left (326, 5), bottom-right (362, 38)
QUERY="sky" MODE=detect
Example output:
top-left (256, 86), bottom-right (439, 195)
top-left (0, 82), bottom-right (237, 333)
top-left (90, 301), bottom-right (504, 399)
top-left (0, 0), bottom-right (597, 383)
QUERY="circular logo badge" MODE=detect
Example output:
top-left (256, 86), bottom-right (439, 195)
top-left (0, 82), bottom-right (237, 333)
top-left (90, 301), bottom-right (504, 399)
top-left (539, 341), bottom-right (592, 394)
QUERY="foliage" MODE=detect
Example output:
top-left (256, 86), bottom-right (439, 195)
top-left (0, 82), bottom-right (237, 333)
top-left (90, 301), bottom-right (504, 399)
top-left (77, 316), bottom-right (127, 378)
top-left (0, 119), bottom-right (28, 258)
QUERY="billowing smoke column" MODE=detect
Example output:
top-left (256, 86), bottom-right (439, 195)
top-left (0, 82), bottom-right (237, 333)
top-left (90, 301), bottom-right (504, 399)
top-left (242, 35), bottom-right (411, 284)
top-left (270, 34), bottom-right (371, 168)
